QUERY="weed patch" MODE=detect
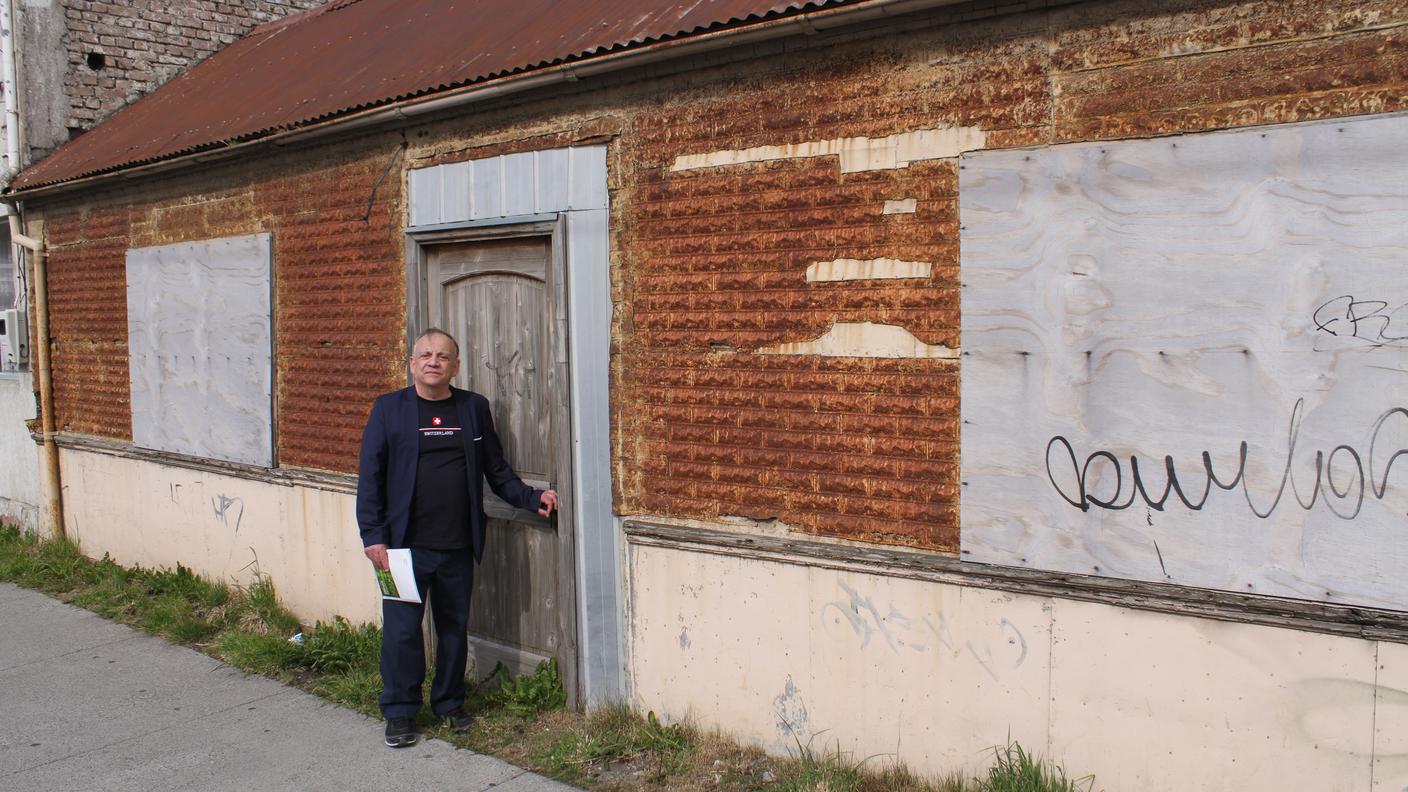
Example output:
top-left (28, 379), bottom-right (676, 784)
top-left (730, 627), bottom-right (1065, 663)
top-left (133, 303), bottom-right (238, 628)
top-left (488, 658), bottom-right (567, 716)
top-left (537, 705), bottom-right (696, 786)
top-left (773, 738), bottom-right (865, 792)
top-left (981, 741), bottom-right (1095, 792)
top-left (220, 631), bottom-right (303, 675)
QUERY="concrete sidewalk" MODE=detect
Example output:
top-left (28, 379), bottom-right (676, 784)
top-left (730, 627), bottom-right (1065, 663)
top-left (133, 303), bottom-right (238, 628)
top-left (0, 582), bottom-right (578, 791)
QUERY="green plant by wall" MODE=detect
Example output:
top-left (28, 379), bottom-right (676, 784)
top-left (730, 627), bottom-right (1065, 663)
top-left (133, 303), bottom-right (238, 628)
top-left (981, 741), bottom-right (1095, 792)
top-left (487, 658), bottom-right (568, 716)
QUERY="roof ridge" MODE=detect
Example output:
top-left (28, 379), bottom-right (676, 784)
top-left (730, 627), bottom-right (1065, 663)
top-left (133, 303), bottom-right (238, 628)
top-left (250, 0), bottom-right (368, 36)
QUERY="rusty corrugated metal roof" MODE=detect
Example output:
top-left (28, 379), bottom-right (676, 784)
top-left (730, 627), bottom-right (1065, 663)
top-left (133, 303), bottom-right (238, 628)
top-left (12, 0), bottom-right (864, 191)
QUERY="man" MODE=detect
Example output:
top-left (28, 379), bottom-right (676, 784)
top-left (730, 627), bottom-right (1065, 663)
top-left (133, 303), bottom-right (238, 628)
top-left (356, 327), bottom-right (557, 748)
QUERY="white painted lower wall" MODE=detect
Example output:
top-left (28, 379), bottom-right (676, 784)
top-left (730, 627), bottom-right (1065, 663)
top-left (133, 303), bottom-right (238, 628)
top-left (0, 374), bottom-right (40, 532)
top-left (59, 447), bottom-right (379, 626)
top-left (628, 540), bottom-right (1407, 792)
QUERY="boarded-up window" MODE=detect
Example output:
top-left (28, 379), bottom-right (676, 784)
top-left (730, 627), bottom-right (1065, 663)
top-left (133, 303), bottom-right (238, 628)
top-left (126, 233), bottom-right (273, 466)
top-left (959, 114), bottom-right (1408, 612)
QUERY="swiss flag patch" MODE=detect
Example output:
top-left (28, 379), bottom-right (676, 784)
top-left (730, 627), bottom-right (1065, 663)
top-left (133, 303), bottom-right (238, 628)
top-left (432, 416), bottom-right (442, 426)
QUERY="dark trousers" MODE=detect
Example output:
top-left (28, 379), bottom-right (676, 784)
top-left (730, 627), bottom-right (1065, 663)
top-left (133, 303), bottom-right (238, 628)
top-left (379, 546), bottom-right (475, 719)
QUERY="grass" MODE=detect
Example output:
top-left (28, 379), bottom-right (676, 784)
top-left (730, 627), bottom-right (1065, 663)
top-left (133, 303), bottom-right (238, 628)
top-left (0, 523), bottom-right (1099, 792)
top-left (539, 705), bottom-right (697, 785)
top-left (768, 737), bottom-right (1095, 792)
top-left (981, 741), bottom-right (1096, 792)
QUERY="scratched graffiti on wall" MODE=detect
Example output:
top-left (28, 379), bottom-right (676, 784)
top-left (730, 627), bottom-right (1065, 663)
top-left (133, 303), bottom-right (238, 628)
top-left (821, 583), bottom-right (1028, 682)
top-left (959, 113), bottom-right (1408, 612)
top-left (212, 494), bottom-right (244, 532)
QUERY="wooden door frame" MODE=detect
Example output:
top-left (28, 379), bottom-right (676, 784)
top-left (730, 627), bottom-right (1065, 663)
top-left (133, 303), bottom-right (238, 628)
top-left (406, 216), bottom-right (581, 706)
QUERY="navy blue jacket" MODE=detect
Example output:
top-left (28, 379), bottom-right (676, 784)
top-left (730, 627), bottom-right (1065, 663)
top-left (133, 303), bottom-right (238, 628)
top-left (355, 385), bottom-right (542, 563)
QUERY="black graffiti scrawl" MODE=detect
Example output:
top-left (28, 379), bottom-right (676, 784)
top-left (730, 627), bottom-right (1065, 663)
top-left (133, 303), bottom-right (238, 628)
top-left (1045, 400), bottom-right (1408, 520)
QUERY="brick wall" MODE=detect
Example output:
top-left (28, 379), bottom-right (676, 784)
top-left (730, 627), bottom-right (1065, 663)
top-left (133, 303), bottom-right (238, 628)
top-left (31, 0), bottom-right (1408, 551)
top-left (63, 0), bottom-right (327, 134)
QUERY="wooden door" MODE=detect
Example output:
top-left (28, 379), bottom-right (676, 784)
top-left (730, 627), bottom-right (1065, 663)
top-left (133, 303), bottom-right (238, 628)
top-left (427, 234), bottom-right (577, 703)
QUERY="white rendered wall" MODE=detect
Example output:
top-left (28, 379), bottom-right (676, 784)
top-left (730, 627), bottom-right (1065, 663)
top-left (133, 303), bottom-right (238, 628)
top-left (58, 447), bottom-right (378, 626)
top-left (628, 540), bottom-right (1404, 792)
top-left (0, 373), bottom-right (40, 532)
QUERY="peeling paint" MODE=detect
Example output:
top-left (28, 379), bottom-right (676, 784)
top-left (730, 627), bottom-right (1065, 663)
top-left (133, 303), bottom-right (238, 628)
top-left (757, 322), bottom-right (958, 359)
top-left (670, 126), bottom-right (987, 173)
top-left (883, 199), bottom-right (917, 215)
top-left (773, 675), bottom-right (809, 739)
top-left (805, 258), bottom-right (931, 283)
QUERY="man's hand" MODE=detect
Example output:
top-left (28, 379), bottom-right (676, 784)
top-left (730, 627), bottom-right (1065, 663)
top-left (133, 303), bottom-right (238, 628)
top-left (537, 490), bottom-right (559, 517)
top-left (364, 543), bottom-right (389, 571)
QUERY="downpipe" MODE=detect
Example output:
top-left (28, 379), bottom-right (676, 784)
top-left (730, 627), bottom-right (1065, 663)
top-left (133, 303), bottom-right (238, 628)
top-left (6, 205), bottom-right (63, 540)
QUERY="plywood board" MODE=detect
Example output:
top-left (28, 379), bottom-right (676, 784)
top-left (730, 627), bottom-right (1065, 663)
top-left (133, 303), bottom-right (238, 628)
top-left (959, 114), bottom-right (1408, 610)
top-left (127, 233), bottom-right (272, 467)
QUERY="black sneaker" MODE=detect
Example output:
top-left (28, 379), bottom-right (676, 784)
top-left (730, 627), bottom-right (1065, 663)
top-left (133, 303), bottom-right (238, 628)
top-left (384, 716), bottom-right (418, 748)
top-left (441, 707), bottom-right (474, 734)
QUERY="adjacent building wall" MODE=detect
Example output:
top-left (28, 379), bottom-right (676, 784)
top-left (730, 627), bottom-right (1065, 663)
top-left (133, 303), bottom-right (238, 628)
top-left (0, 373), bottom-right (38, 531)
top-left (29, 0), bottom-right (328, 161)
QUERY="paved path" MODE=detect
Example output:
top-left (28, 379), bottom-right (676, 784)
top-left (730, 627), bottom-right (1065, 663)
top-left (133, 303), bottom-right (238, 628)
top-left (0, 582), bottom-right (577, 791)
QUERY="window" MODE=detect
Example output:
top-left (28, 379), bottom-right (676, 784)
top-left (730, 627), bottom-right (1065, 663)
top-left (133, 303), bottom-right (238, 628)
top-left (126, 233), bottom-right (273, 466)
top-left (0, 225), bottom-right (27, 373)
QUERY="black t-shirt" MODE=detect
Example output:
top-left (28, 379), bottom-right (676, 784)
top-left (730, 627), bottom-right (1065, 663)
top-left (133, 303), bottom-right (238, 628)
top-left (406, 393), bottom-right (472, 550)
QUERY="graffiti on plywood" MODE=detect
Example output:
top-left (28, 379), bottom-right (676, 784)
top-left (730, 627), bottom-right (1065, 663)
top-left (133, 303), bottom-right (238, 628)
top-left (959, 113), bottom-right (1408, 611)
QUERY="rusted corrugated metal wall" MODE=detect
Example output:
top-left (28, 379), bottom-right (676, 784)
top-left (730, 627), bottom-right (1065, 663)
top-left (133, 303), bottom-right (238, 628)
top-left (31, 0), bottom-right (1408, 550)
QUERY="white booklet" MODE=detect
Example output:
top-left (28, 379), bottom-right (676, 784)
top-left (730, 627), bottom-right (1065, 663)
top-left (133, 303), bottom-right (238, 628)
top-left (374, 548), bottom-right (422, 603)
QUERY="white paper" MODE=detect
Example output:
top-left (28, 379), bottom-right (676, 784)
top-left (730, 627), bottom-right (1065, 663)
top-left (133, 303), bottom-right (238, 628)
top-left (382, 548), bottom-right (421, 603)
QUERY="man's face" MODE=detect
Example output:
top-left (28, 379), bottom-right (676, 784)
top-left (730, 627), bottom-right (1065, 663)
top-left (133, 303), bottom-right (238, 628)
top-left (410, 332), bottom-right (459, 391)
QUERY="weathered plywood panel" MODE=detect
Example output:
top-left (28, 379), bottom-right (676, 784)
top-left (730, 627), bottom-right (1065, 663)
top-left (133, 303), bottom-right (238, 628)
top-left (960, 113), bottom-right (1408, 611)
top-left (126, 233), bottom-right (272, 467)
